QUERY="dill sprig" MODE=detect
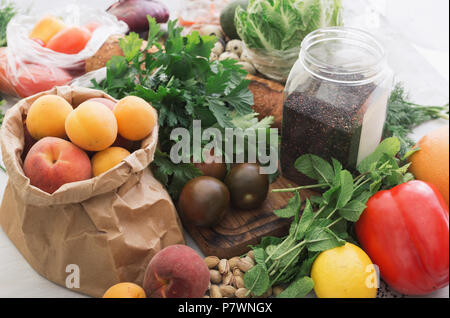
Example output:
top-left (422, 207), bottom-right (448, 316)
top-left (383, 83), bottom-right (449, 156)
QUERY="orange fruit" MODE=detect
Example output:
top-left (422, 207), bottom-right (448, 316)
top-left (103, 282), bottom-right (146, 298)
top-left (409, 125), bottom-right (449, 205)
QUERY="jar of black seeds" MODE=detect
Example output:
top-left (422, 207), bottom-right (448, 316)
top-left (281, 27), bottom-right (393, 185)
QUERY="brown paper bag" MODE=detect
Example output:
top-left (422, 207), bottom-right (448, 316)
top-left (0, 86), bottom-right (185, 297)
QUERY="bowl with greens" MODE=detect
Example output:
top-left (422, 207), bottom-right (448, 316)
top-left (235, 0), bottom-right (342, 82)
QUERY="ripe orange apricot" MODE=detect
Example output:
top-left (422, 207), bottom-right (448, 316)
top-left (26, 95), bottom-right (73, 140)
top-left (46, 26), bottom-right (91, 54)
top-left (103, 282), bottom-right (146, 298)
top-left (91, 147), bottom-right (131, 177)
top-left (65, 101), bottom-right (118, 152)
top-left (114, 96), bottom-right (157, 141)
top-left (29, 15), bottom-right (66, 45)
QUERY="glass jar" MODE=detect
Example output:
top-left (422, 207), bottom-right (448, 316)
top-left (280, 27), bottom-right (393, 185)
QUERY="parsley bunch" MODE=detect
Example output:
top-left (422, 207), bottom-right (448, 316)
top-left (244, 137), bottom-right (414, 297)
top-left (93, 18), bottom-right (275, 199)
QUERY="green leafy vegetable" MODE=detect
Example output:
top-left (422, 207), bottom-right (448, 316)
top-left (0, 1), bottom-right (16, 47)
top-left (93, 17), bottom-right (277, 199)
top-left (234, 0), bottom-right (342, 51)
top-left (244, 137), bottom-right (414, 297)
top-left (384, 82), bottom-right (449, 156)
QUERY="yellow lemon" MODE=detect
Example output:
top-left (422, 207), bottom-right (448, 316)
top-left (311, 242), bottom-right (378, 298)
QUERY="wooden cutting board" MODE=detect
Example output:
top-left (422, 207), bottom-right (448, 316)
top-left (184, 176), bottom-right (314, 259)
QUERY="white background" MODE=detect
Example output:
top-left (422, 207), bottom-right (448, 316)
top-left (0, 0), bottom-right (448, 298)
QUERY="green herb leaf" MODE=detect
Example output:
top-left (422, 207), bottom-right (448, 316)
top-left (274, 191), bottom-right (301, 218)
top-left (305, 227), bottom-right (345, 252)
top-left (244, 264), bottom-right (270, 297)
top-left (357, 137), bottom-right (401, 173)
top-left (277, 276), bottom-right (314, 298)
top-left (336, 170), bottom-right (354, 208)
top-left (339, 200), bottom-right (367, 222)
top-left (294, 154), bottom-right (334, 185)
top-left (295, 199), bottom-right (314, 240)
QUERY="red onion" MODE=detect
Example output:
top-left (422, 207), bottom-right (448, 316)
top-left (107, 0), bottom-right (169, 33)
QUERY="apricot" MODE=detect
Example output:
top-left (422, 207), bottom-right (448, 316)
top-left (114, 96), bottom-right (157, 141)
top-left (26, 95), bottom-right (73, 140)
top-left (143, 245), bottom-right (210, 298)
top-left (23, 137), bottom-right (92, 194)
top-left (103, 282), bottom-right (146, 298)
top-left (29, 15), bottom-right (66, 45)
top-left (91, 147), bottom-right (131, 177)
top-left (65, 101), bottom-right (118, 152)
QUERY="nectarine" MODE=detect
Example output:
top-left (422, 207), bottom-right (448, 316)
top-left (114, 96), bottom-right (157, 141)
top-left (91, 147), bottom-right (131, 177)
top-left (26, 95), bottom-right (73, 140)
top-left (65, 101), bottom-right (118, 152)
top-left (143, 245), bottom-right (209, 298)
top-left (23, 137), bottom-right (92, 194)
top-left (103, 282), bottom-right (146, 298)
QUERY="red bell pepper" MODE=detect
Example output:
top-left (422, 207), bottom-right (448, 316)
top-left (355, 180), bottom-right (449, 295)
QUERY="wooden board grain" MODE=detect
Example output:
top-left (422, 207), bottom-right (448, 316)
top-left (184, 176), bottom-right (313, 259)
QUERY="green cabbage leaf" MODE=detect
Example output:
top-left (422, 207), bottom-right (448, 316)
top-left (235, 0), bottom-right (342, 51)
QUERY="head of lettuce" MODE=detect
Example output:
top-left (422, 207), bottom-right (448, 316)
top-left (234, 0), bottom-right (342, 81)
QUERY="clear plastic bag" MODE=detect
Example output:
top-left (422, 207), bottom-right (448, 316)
top-left (177, 0), bottom-right (231, 31)
top-left (0, 5), bottom-right (127, 98)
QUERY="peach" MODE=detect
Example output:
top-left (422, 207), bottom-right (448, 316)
top-left (87, 97), bottom-right (116, 111)
top-left (26, 95), bottom-right (73, 140)
top-left (143, 245), bottom-right (209, 298)
top-left (91, 147), bottom-right (131, 177)
top-left (23, 137), bottom-right (92, 194)
top-left (65, 101), bottom-right (118, 151)
top-left (103, 282), bottom-right (146, 298)
top-left (114, 96), bottom-right (157, 141)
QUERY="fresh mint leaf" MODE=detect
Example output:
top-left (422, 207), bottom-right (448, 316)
top-left (339, 200), bottom-right (367, 222)
top-left (277, 276), bottom-right (314, 298)
top-left (259, 236), bottom-right (283, 249)
top-left (274, 191), bottom-right (301, 218)
top-left (294, 154), bottom-right (334, 185)
top-left (295, 199), bottom-right (314, 240)
top-left (298, 252), bottom-right (319, 277)
top-left (305, 227), bottom-right (345, 252)
top-left (336, 170), bottom-right (354, 208)
top-left (244, 264), bottom-right (270, 297)
top-left (357, 137), bottom-right (401, 173)
top-left (252, 248), bottom-right (267, 269)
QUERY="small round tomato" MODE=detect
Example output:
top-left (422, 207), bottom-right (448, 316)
top-left (178, 176), bottom-right (230, 227)
top-left (193, 149), bottom-right (227, 180)
top-left (46, 26), bottom-right (92, 54)
top-left (225, 163), bottom-right (269, 210)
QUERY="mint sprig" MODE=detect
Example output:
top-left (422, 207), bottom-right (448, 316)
top-left (244, 137), bottom-right (414, 297)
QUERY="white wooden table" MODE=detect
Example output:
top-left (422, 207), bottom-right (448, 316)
top-left (0, 0), bottom-right (448, 298)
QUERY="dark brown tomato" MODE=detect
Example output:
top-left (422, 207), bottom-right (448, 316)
top-left (193, 160), bottom-right (227, 181)
top-left (192, 148), bottom-right (227, 180)
top-left (225, 163), bottom-right (269, 210)
top-left (178, 176), bottom-right (230, 227)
